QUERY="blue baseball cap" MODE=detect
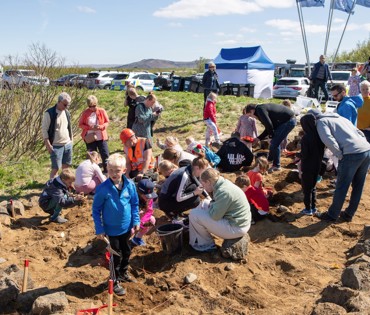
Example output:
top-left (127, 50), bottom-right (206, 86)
top-left (138, 179), bottom-right (158, 199)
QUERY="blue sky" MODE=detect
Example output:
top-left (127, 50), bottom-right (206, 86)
top-left (0, 0), bottom-right (369, 66)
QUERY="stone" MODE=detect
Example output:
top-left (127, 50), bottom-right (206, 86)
top-left (0, 258), bottom-right (6, 264)
top-left (363, 239), bottom-right (370, 256)
top-left (363, 225), bottom-right (370, 240)
top-left (311, 302), bottom-right (347, 315)
top-left (321, 284), bottom-right (356, 307)
top-left (342, 265), bottom-right (363, 290)
top-left (184, 273), bottom-right (197, 284)
top-left (0, 206), bottom-right (11, 225)
top-left (16, 287), bottom-right (51, 313)
top-left (221, 234), bottom-right (250, 261)
top-left (13, 200), bottom-right (25, 216)
top-left (3, 263), bottom-right (34, 290)
top-left (347, 291), bottom-right (370, 312)
top-left (0, 277), bottom-right (20, 309)
top-left (352, 241), bottom-right (365, 256)
top-left (32, 291), bottom-right (69, 315)
top-left (224, 264), bottom-right (235, 271)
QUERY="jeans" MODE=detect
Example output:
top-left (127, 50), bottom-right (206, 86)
top-left (328, 150), bottom-right (370, 219)
top-left (268, 118), bottom-right (296, 168)
top-left (314, 79), bottom-right (329, 101)
top-left (86, 140), bottom-right (109, 173)
top-left (50, 142), bottom-right (73, 170)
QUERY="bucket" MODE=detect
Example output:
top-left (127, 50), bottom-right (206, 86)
top-left (156, 223), bottom-right (183, 254)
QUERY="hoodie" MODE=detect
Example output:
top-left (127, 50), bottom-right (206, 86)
top-left (308, 110), bottom-right (370, 159)
top-left (336, 95), bottom-right (363, 126)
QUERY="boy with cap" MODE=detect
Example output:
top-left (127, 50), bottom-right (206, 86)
top-left (131, 178), bottom-right (158, 246)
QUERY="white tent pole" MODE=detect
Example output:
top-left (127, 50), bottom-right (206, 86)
top-left (324, 0), bottom-right (335, 56)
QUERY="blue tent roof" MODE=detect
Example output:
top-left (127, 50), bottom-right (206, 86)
top-left (213, 46), bottom-right (274, 70)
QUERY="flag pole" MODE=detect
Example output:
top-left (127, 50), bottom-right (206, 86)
top-left (324, 0), bottom-right (335, 56)
top-left (296, 1), bottom-right (311, 76)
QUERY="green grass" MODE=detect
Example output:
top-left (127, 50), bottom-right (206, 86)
top-left (0, 89), bottom-right (284, 199)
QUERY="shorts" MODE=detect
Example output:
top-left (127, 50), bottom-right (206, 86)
top-left (50, 142), bottom-right (73, 170)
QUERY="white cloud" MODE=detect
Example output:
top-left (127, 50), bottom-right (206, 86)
top-left (239, 27), bottom-right (257, 33)
top-left (77, 6), bottom-right (96, 14)
top-left (333, 18), bottom-right (345, 23)
top-left (265, 19), bottom-right (327, 34)
top-left (153, 0), bottom-right (262, 19)
top-left (255, 0), bottom-right (295, 8)
top-left (168, 22), bottom-right (183, 28)
top-left (215, 39), bottom-right (240, 45)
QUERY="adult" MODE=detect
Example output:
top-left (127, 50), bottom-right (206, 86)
top-left (162, 148), bottom-right (196, 167)
top-left (246, 103), bottom-right (296, 172)
top-left (216, 132), bottom-right (254, 172)
top-left (357, 80), bottom-right (370, 142)
top-left (202, 62), bottom-right (220, 105)
top-left (120, 128), bottom-right (155, 180)
top-left (79, 95), bottom-right (110, 173)
top-left (361, 56), bottom-right (370, 81)
top-left (132, 92), bottom-right (160, 143)
top-left (125, 87), bottom-right (145, 129)
top-left (309, 110), bottom-right (370, 222)
top-left (158, 157), bottom-right (209, 220)
top-left (330, 84), bottom-right (363, 126)
top-left (41, 92), bottom-right (73, 179)
top-left (169, 70), bottom-right (175, 79)
top-left (310, 55), bottom-right (332, 101)
top-left (189, 168), bottom-right (252, 252)
top-left (75, 151), bottom-right (106, 195)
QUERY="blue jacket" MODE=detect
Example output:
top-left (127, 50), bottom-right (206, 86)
top-left (337, 95), bottom-right (363, 126)
top-left (204, 146), bottom-right (221, 167)
top-left (311, 62), bottom-right (332, 82)
top-left (92, 176), bottom-right (140, 236)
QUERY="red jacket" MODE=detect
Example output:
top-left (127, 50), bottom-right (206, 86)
top-left (79, 107), bottom-right (109, 141)
top-left (203, 99), bottom-right (217, 124)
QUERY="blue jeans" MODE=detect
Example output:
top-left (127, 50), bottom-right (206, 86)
top-left (50, 142), bottom-right (73, 170)
top-left (268, 118), bottom-right (296, 168)
top-left (314, 79), bottom-right (329, 101)
top-left (328, 150), bottom-right (370, 219)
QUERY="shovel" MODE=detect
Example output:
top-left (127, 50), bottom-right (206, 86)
top-left (103, 237), bottom-right (121, 257)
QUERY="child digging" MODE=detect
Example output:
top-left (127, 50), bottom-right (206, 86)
top-left (38, 168), bottom-right (85, 224)
top-left (92, 153), bottom-right (140, 296)
top-left (131, 179), bottom-right (158, 246)
top-left (247, 156), bottom-right (273, 198)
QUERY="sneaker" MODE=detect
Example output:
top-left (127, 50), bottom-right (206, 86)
top-left (311, 208), bottom-right (318, 215)
top-left (113, 283), bottom-right (126, 296)
top-left (339, 211), bottom-right (352, 222)
top-left (300, 208), bottom-right (313, 216)
top-left (50, 216), bottom-right (68, 224)
top-left (315, 211), bottom-right (336, 222)
top-left (119, 272), bottom-right (137, 283)
top-left (172, 217), bottom-right (189, 228)
top-left (268, 166), bottom-right (281, 174)
top-left (131, 236), bottom-right (146, 247)
top-left (316, 176), bottom-right (323, 183)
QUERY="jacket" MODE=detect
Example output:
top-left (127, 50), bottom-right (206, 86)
top-left (203, 99), bottom-right (217, 123)
top-left (202, 70), bottom-right (220, 91)
top-left (46, 105), bottom-right (72, 145)
top-left (209, 177), bottom-right (251, 228)
top-left (336, 95), bottom-right (363, 126)
top-left (132, 102), bottom-right (158, 140)
top-left (92, 175), bottom-right (140, 236)
top-left (311, 62), bottom-right (332, 82)
top-left (79, 107), bottom-right (110, 141)
top-left (124, 137), bottom-right (155, 171)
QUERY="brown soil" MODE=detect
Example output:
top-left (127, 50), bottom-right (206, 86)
top-left (1, 155), bottom-right (369, 315)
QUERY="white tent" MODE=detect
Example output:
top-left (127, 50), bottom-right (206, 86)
top-left (213, 46), bottom-right (274, 99)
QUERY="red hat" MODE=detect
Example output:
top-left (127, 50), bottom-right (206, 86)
top-left (120, 128), bottom-right (135, 144)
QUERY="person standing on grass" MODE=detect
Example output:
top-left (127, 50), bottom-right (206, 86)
top-left (203, 92), bottom-right (222, 148)
top-left (42, 92), bottom-right (73, 179)
top-left (202, 62), bottom-right (220, 106)
top-left (125, 87), bottom-right (145, 130)
top-left (310, 55), bottom-right (332, 101)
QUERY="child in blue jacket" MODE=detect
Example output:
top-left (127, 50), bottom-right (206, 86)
top-left (92, 153), bottom-right (140, 296)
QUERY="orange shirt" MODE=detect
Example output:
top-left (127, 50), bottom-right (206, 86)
top-left (357, 96), bottom-right (370, 130)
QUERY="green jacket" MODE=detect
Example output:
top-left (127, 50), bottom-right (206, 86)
top-left (209, 177), bottom-right (251, 228)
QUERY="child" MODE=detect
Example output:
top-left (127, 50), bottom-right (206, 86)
top-left (348, 68), bottom-right (361, 96)
top-left (247, 156), bottom-right (272, 198)
top-left (157, 136), bottom-right (183, 152)
top-left (131, 179), bottom-right (157, 246)
top-left (92, 153), bottom-right (140, 296)
top-left (235, 105), bottom-right (258, 151)
top-left (185, 136), bottom-right (201, 153)
top-left (203, 92), bottom-right (222, 148)
top-left (299, 113), bottom-right (325, 216)
top-left (191, 143), bottom-right (221, 168)
top-left (235, 175), bottom-right (269, 223)
top-left (158, 160), bottom-right (178, 178)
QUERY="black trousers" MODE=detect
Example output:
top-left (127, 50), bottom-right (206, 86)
top-left (108, 230), bottom-right (132, 282)
top-left (250, 204), bottom-right (267, 222)
top-left (86, 140), bottom-right (109, 173)
top-left (301, 172), bottom-right (318, 210)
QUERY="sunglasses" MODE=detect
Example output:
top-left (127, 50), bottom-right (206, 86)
top-left (332, 92), bottom-right (340, 98)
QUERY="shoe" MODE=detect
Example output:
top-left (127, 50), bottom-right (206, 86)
top-left (50, 216), bottom-right (68, 224)
top-left (339, 211), bottom-right (352, 222)
top-left (316, 176), bottom-right (323, 183)
top-left (315, 211), bottom-right (336, 222)
top-left (311, 208), bottom-right (318, 215)
top-left (131, 237), bottom-right (146, 246)
top-left (300, 208), bottom-right (313, 216)
top-left (251, 220), bottom-right (256, 225)
top-left (211, 142), bottom-right (222, 149)
top-left (172, 217), bottom-right (189, 228)
top-left (113, 283), bottom-right (126, 296)
top-left (268, 166), bottom-right (281, 174)
top-left (119, 272), bottom-right (137, 283)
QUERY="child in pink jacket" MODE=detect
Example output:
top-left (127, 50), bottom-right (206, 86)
top-left (203, 92), bottom-right (222, 147)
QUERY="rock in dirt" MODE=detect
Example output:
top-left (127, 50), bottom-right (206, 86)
top-left (2, 264), bottom-right (35, 290)
top-left (16, 287), bottom-right (51, 313)
top-left (363, 225), bottom-right (370, 240)
top-left (311, 302), bottom-right (347, 315)
top-left (347, 291), bottom-right (370, 312)
top-left (0, 258), bottom-right (6, 264)
top-left (0, 277), bottom-right (19, 309)
top-left (0, 200), bottom-right (25, 216)
top-left (224, 264), bottom-right (235, 271)
top-left (221, 234), bottom-right (250, 260)
top-left (321, 284), bottom-right (357, 307)
top-left (341, 265), bottom-right (370, 290)
top-left (184, 273), bottom-right (197, 284)
top-left (0, 206), bottom-right (11, 225)
top-left (32, 291), bottom-right (69, 315)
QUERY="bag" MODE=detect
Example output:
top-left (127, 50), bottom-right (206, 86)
top-left (85, 133), bottom-right (97, 144)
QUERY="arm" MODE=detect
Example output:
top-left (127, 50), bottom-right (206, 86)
top-left (316, 122), bottom-right (342, 159)
top-left (92, 190), bottom-right (106, 235)
top-left (78, 110), bottom-right (90, 132)
top-left (93, 164), bottom-right (106, 183)
top-left (97, 108), bottom-right (109, 131)
top-left (208, 189), bottom-right (229, 221)
top-left (256, 107), bottom-right (274, 140)
top-left (252, 118), bottom-right (258, 137)
top-left (142, 148), bottom-right (153, 175)
top-left (135, 103), bottom-right (151, 124)
top-left (41, 112), bottom-right (53, 154)
top-left (176, 172), bottom-right (198, 202)
top-left (235, 116), bottom-right (241, 132)
top-left (129, 182), bottom-right (140, 228)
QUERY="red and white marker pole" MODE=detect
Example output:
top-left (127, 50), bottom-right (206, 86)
top-left (22, 259), bottom-right (29, 293)
top-left (108, 279), bottom-right (114, 315)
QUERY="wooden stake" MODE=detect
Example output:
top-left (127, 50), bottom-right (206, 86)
top-left (22, 259), bottom-right (29, 293)
top-left (108, 279), bottom-right (114, 315)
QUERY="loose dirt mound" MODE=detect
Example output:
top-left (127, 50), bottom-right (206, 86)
top-left (1, 155), bottom-right (368, 314)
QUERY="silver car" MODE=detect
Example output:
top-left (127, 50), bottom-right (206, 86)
top-left (85, 70), bottom-right (121, 89)
top-left (273, 77), bottom-right (310, 99)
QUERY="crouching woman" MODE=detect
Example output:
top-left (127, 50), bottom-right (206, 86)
top-left (189, 168), bottom-right (252, 252)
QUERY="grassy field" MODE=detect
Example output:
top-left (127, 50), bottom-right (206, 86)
top-left (0, 88), bottom-right (278, 199)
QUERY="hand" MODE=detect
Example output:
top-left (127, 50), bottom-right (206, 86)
top-left (96, 233), bottom-right (105, 240)
top-left (194, 186), bottom-right (204, 196)
top-left (46, 144), bottom-right (54, 154)
top-left (134, 225), bottom-right (140, 232)
top-left (136, 173), bottom-right (144, 181)
top-left (93, 125), bottom-right (100, 131)
top-left (253, 138), bottom-right (260, 144)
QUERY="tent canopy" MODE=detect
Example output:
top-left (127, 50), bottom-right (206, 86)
top-left (213, 46), bottom-right (274, 70)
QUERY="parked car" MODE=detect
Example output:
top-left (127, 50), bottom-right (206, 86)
top-left (51, 74), bottom-right (78, 86)
top-left (111, 72), bottom-right (132, 91)
top-left (69, 74), bottom-right (87, 88)
top-left (330, 71), bottom-right (351, 88)
top-left (273, 77), bottom-right (310, 99)
top-left (122, 72), bottom-right (158, 92)
top-left (2, 69), bottom-right (50, 89)
top-left (85, 70), bottom-right (121, 89)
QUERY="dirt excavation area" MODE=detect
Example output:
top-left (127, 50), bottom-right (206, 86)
top-left (1, 155), bottom-right (370, 315)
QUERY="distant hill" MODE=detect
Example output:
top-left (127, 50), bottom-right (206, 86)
top-left (116, 59), bottom-right (198, 69)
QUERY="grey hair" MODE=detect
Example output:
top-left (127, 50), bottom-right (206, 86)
top-left (58, 92), bottom-right (71, 104)
top-left (360, 80), bottom-right (370, 88)
top-left (208, 61), bottom-right (216, 68)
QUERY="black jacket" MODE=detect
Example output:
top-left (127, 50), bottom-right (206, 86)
top-left (202, 70), bottom-right (220, 91)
